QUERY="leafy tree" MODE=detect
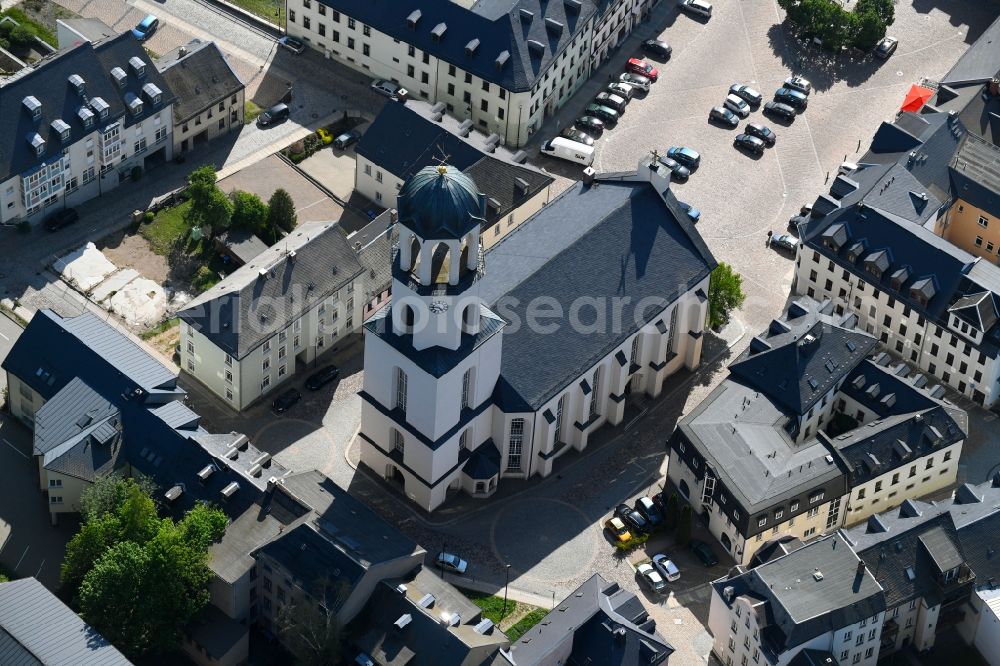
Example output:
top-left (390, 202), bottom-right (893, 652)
top-left (80, 473), bottom-right (156, 523)
top-left (230, 190), bottom-right (269, 233)
top-left (187, 165), bottom-right (218, 201)
top-left (267, 188), bottom-right (297, 234)
top-left (708, 263), bottom-right (745, 329)
top-left (676, 504), bottom-right (693, 547)
top-left (664, 492), bottom-right (679, 531)
top-left (855, 0), bottom-right (894, 26)
top-left (277, 580), bottom-right (348, 666)
top-left (8, 24), bottom-right (35, 47)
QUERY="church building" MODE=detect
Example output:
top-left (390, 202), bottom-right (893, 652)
top-left (357, 156), bottom-right (718, 511)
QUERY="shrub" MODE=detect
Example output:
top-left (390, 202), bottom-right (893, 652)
top-left (8, 24), bottom-right (35, 47)
top-left (144, 211), bottom-right (155, 223)
top-left (192, 266), bottom-right (217, 292)
top-left (613, 533), bottom-right (650, 551)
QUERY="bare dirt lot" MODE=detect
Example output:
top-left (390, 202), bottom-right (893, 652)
top-left (97, 229), bottom-right (171, 285)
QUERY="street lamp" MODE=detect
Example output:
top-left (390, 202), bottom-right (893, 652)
top-left (440, 541), bottom-right (447, 580)
top-left (501, 564), bottom-right (512, 621)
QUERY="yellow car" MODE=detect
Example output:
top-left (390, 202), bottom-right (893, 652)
top-left (316, 128), bottom-right (333, 145)
top-left (605, 517), bottom-right (632, 542)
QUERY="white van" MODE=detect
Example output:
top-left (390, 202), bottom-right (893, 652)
top-left (540, 137), bottom-right (595, 166)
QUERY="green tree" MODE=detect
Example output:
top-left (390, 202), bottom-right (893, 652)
top-left (852, 9), bottom-right (886, 49)
top-left (267, 188), bottom-right (297, 235)
top-left (664, 492), bottom-right (679, 531)
top-left (187, 165), bottom-right (218, 202)
top-left (708, 262), bottom-right (745, 329)
top-left (855, 0), bottom-right (894, 26)
top-left (80, 473), bottom-right (156, 523)
top-left (230, 190), bottom-right (269, 233)
top-left (8, 24), bottom-right (35, 47)
top-left (676, 504), bottom-right (693, 547)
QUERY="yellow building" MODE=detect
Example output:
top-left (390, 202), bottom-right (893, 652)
top-left (936, 134), bottom-right (1000, 260)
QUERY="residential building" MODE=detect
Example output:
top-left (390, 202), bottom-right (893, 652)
top-left (501, 573), bottom-right (673, 665)
top-left (283, 0), bottom-right (606, 147)
top-left (708, 533), bottom-right (886, 666)
top-left (355, 100), bottom-right (553, 248)
top-left (351, 209), bottom-right (397, 321)
top-left (157, 39), bottom-right (245, 155)
top-left (967, 588), bottom-right (1000, 663)
top-left (0, 577), bottom-right (133, 664)
top-left (352, 567), bottom-right (509, 665)
top-left (0, 32), bottom-right (174, 226)
top-left (667, 298), bottom-right (966, 565)
top-left (179, 217), bottom-right (372, 410)
top-left (936, 134), bottom-right (1000, 259)
top-left (358, 155), bottom-right (716, 511)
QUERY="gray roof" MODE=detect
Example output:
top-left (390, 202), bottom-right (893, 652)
top-left (940, 13), bottom-right (1000, 86)
top-left (508, 574), bottom-right (673, 666)
top-left (354, 215), bottom-right (396, 300)
top-left (950, 134), bottom-right (1000, 217)
top-left (712, 534), bottom-right (885, 656)
top-left (216, 228), bottom-right (268, 266)
top-left (0, 33), bottom-right (175, 184)
top-left (183, 604), bottom-right (247, 661)
top-left (482, 176), bottom-right (716, 410)
top-left (57, 18), bottom-right (115, 47)
top-left (180, 220), bottom-right (364, 359)
top-left (0, 577), bottom-right (132, 665)
top-left (32, 377), bottom-right (118, 458)
top-left (307, 0), bottom-right (599, 92)
top-left (157, 40), bottom-right (244, 123)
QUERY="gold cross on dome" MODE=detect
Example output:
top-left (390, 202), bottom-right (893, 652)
top-left (431, 147), bottom-right (452, 174)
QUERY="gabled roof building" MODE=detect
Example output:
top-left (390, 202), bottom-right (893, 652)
top-left (667, 298), bottom-right (967, 566)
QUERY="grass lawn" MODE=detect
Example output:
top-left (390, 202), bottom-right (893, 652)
top-left (141, 199), bottom-right (193, 255)
top-left (244, 100), bottom-right (263, 124)
top-left (140, 317), bottom-right (179, 340)
top-left (227, 0), bottom-right (284, 28)
top-left (1, 8), bottom-right (58, 47)
top-left (466, 592), bottom-right (548, 640)
top-left (506, 608), bottom-right (548, 641)
top-left (467, 593), bottom-right (515, 624)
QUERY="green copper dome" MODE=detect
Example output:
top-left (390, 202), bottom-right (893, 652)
top-left (397, 165), bottom-right (485, 240)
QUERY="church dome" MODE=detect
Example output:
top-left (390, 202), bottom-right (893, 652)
top-left (397, 165), bottom-right (485, 240)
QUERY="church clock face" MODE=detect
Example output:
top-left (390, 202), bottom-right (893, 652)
top-left (429, 300), bottom-right (450, 314)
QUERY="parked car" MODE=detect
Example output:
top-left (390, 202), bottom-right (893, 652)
top-left (594, 92), bottom-right (627, 114)
top-left (635, 496), bottom-right (664, 528)
top-left (652, 554), bottom-right (681, 582)
top-left (774, 87), bottom-right (808, 110)
top-left (257, 102), bottom-right (290, 127)
top-left (666, 146), bottom-right (700, 169)
top-left (657, 156), bottom-right (690, 181)
top-left (605, 517), bottom-right (632, 542)
top-left (278, 35), bottom-right (306, 54)
top-left (272, 388), bottom-right (301, 414)
top-left (771, 233), bottom-right (799, 252)
top-left (723, 94), bottom-right (751, 118)
top-left (44, 208), bottom-right (79, 231)
top-left (575, 115), bottom-right (605, 135)
top-left (606, 82), bottom-right (635, 100)
top-left (729, 84), bottom-right (762, 107)
top-left (561, 127), bottom-right (595, 146)
top-left (678, 0), bottom-right (713, 19)
top-left (436, 552), bottom-right (468, 574)
top-left (585, 103), bottom-right (620, 124)
top-left (371, 79), bottom-right (406, 101)
top-left (679, 201), bottom-right (701, 224)
top-left (626, 58), bottom-right (659, 82)
top-left (615, 503), bottom-right (650, 534)
top-left (875, 36), bottom-right (898, 59)
top-left (619, 72), bottom-right (651, 92)
top-left (734, 133), bottom-right (766, 155)
top-left (783, 75), bottom-right (812, 95)
top-left (131, 14), bottom-right (159, 41)
top-left (637, 563), bottom-right (668, 594)
top-left (333, 130), bottom-right (362, 149)
top-left (787, 204), bottom-right (813, 233)
top-left (763, 101), bottom-right (797, 121)
top-left (689, 539), bottom-right (719, 566)
top-left (305, 365), bottom-right (341, 390)
top-left (641, 39), bottom-right (672, 59)
top-left (744, 122), bottom-right (776, 146)
top-left (709, 106), bottom-right (739, 128)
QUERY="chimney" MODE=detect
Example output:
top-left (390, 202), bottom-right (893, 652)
top-left (856, 560), bottom-right (866, 576)
top-left (582, 166), bottom-right (596, 186)
top-left (266, 476), bottom-right (278, 492)
top-left (989, 78), bottom-right (1000, 97)
top-left (390, 208), bottom-right (399, 223)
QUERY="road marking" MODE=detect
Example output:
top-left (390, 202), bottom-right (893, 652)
top-left (3, 438), bottom-right (28, 459)
top-left (0, 332), bottom-right (8, 341)
top-left (14, 546), bottom-right (28, 571)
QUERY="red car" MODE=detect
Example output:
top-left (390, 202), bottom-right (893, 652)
top-left (626, 58), bottom-right (658, 82)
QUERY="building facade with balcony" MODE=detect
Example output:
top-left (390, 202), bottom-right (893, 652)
top-left (0, 33), bottom-right (173, 226)
top-left (357, 157), bottom-right (716, 511)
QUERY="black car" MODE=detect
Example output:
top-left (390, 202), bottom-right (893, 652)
top-left (615, 503), bottom-right (650, 534)
top-left (305, 365), bottom-right (341, 390)
top-left (657, 156), bottom-right (690, 181)
top-left (689, 539), bottom-right (719, 566)
top-left (709, 106), bottom-right (739, 128)
top-left (585, 103), bottom-right (619, 124)
top-left (257, 102), bottom-right (290, 127)
top-left (272, 388), bottom-right (302, 414)
top-left (594, 92), bottom-right (627, 114)
top-left (44, 208), bottom-right (79, 231)
top-left (575, 116), bottom-right (605, 135)
top-left (774, 87), bottom-right (808, 110)
top-left (734, 133), bottom-right (766, 155)
top-left (635, 496), bottom-right (664, 527)
top-left (333, 130), bottom-right (362, 149)
top-left (641, 39), bottom-right (672, 59)
top-left (744, 122), bottom-right (776, 146)
top-left (728, 83), bottom-right (762, 107)
top-left (763, 101), bottom-right (796, 121)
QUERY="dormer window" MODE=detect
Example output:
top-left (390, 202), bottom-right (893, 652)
top-left (22, 96), bottom-right (42, 120)
top-left (142, 82), bottom-right (162, 105)
top-left (27, 132), bottom-right (45, 156)
top-left (431, 22), bottom-right (446, 42)
top-left (78, 106), bottom-right (95, 129)
top-left (846, 241), bottom-right (866, 263)
top-left (111, 66), bottom-right (127, 88)
top-left (50, 119), bottom-right (71, 143)
top-left (126, 93), bottom-right (143, 116)
top-left (890, 266), bottom-right (910, 291)
top-left (465, 38), bottom-right (480, 57)
top-left (406, 9), bottom-right (421, 28)
top-left (68, 74), bottom-right (85, 95)
top-left (129, 56), bottom-right (146, 78)
top-left (91, 97), bottom-right (110, 120)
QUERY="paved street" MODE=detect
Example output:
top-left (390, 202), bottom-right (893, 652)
top-left (0, 312), bottom-right (22, 396)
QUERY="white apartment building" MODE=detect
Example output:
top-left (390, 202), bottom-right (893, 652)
top-left (0, 33), bottom-right (173, 226)
top-left (667, 299), bottom-right (966, 566)
top-left (283, 0), bottom-right (636, 147)
top-left (179, 219), bottom-right (371, 410)
top-left (357, 156), bottom-right (716, 511)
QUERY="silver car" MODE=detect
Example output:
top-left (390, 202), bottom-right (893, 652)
top-left (678, 0), bottom-right (712, 18)
top-left (784, 75), bottom-right (812, 95)
top-left (371, 79), bottom-right (406, 100)
top-left (723, 94), bottom-right (750, 118)
top-left (619, 72), bottom-right (651, 92)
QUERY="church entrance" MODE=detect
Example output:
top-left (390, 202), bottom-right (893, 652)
top-left (385, 464), bottom-right (405, 489)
